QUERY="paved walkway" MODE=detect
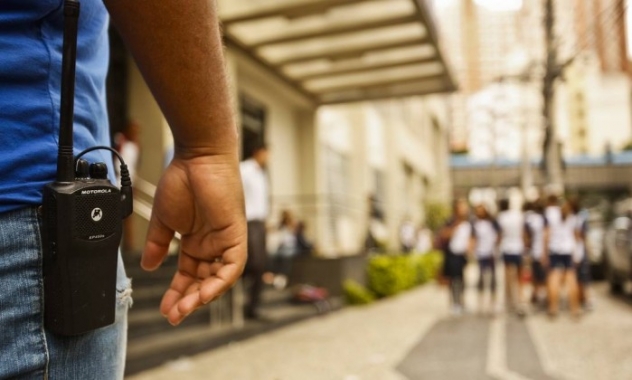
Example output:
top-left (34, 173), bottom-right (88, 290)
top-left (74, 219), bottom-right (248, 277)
top-left (127, 265), bottom-right (632, 380)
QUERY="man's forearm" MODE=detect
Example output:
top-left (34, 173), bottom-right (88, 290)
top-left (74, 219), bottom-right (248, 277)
top-left (105, 0), bottom-right (237, 155)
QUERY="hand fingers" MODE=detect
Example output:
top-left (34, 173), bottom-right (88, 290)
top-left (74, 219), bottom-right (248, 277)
top-left (160, 254), bottom-right (221, 324)
top-left (160, 268), bottom-right (203, 326)
top-left (162, 289), bottom-right (203, 326)
top-left (160, 264), bottom-right (241, 325)
top-left (142, 213), bottom-right (175, 271)
top-left (159, 239), bottom-right (246, 325)
top-left (198, 262), bottom-right (242, 304)
top-left (160, 254), bottom-right (199, 318)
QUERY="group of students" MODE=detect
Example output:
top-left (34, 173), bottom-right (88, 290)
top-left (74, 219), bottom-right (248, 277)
top-left (440, 195), bottom-right (591, 318)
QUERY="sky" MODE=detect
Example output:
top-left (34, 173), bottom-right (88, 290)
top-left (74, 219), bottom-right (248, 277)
top-left (475, 0), bottom-right (632, 58)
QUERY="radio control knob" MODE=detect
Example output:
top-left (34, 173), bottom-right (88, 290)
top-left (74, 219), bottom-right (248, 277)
top-left (75, 159), bottom-right (90, 178)
top-left (89, 162), bottom-right (108, 179)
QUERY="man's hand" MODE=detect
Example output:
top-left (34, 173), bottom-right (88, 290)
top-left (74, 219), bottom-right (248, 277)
top-left (105, 0), bottom-right (246, 324)
top-left (141, 153), bottom-right (246, 326)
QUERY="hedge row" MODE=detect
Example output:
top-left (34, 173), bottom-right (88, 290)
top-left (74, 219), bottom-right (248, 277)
top-left (344, 251), bottom-right (443, 305)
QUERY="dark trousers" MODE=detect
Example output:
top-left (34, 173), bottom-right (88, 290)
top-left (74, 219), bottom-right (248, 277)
top-left (477, 257), bottom-right (497, 293)
top-left (444, 250), bottom-right (467, 307)
top-left (244, 221), bottom-right (267, 316)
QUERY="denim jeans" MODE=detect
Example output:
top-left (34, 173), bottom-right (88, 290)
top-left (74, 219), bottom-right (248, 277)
top-left (0, 207), bottom-right (132, 379)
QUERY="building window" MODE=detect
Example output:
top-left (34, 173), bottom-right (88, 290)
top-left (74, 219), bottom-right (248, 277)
top-left (372, 169), bottom-right (386, 221)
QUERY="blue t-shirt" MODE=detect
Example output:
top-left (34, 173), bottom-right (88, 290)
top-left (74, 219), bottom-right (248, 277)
top-left (0, 0), bottom-right (114, 213)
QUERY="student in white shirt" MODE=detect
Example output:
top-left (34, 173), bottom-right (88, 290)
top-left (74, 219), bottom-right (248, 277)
top-left (440, 199), bottom-right (472, 316)
top-left (471, 204), bottom-right (500, 315)
top-left (497, 199), bottom-right (526, 316)
top-left (240, 145), bottom-right (270, 319)
top-left (544, 196), bottom-right (580, 317)
top-left (525, 199), bottom-right (548, 308)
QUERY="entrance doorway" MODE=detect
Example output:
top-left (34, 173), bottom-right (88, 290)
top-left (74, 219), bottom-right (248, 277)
top-left (240, 94), bottom-right (267, 159)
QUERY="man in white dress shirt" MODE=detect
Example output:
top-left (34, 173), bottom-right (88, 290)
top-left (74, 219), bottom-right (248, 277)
top-left (240, 145), bottom-right (270, 319)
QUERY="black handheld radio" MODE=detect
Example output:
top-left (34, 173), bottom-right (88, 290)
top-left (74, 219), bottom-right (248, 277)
top-left (42, 0), bottom-right (133, 336)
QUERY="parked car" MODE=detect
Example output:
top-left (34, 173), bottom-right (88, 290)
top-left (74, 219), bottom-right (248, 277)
top-left (603, 216), bottom-right (632, 293)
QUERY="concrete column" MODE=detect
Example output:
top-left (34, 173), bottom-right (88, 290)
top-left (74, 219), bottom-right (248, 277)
top-left (296, 109), bottom-right (320, 253)
top-left (352, 105), bottom-right (371, 255)
top-left (383, 101), bottom-right (403, 251)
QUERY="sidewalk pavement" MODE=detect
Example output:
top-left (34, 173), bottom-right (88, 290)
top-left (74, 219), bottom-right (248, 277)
top-left (526, 283), bottom-right (632, 380)
top-left (127, 264), bottom-right (632, 380)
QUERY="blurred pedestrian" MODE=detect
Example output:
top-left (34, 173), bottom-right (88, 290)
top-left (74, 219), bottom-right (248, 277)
top-left (415, 223), bottom-right (433, 254)
top-left (525, 199), bottom-right (548, 310)
top-left (399, 217), bottom-right (416, 253)
top-left (569, 197), bottom-right (593, 311)
top-left (296, 221), bottom-right (314, 256)
top-left (497, 199), bottom-right (526, 316)
top-left (544, 196), bottom-right (580, 318)
top-left (440, 199), bottom-right (472, 316)
top-left (240, 144), bottom-right (270, 319)
top-left (271, 210), bottom-right (298, 289)
top-left (471, 204), bottom-right (500, 315)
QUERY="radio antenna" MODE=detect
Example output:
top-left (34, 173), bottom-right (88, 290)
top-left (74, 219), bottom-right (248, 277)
top-left (57, 0), bottom-right (81, 182)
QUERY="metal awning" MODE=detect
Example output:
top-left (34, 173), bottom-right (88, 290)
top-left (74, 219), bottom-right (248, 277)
top-left (218, 0), bottom-right (457, 105)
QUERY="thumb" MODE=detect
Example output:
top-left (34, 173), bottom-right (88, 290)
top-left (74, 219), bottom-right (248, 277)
top-left (142, 212), bottom-right (175, 271)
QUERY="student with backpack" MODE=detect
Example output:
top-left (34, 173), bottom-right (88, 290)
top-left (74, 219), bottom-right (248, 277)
top-left (525, 199), bottom-right (548, 310)
top-left (544, 197), bottom-right (581, 318)
top-left (440, 199), bottom-right (472, 316)
top-left (471, 204), bottom-right (500, 315)
top-left (497, 199), bottom-right (526, 316)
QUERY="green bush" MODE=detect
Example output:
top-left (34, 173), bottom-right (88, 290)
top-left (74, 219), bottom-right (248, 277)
top-left (367, 255), bottom-right (416, 297)
top-left (413, 251), bottom-right (444, 284)
top-left (366, 251), bottom-right (443, 298)
top-left (343, 280), bottom-right (376, 305)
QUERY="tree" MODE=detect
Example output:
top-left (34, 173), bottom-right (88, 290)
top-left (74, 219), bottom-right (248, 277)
top-left (542, 0), bottom-right (565, 194)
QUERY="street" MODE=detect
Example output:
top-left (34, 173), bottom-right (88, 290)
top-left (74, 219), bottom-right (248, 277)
top-left (127, 265), bottom-right (632, 380)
